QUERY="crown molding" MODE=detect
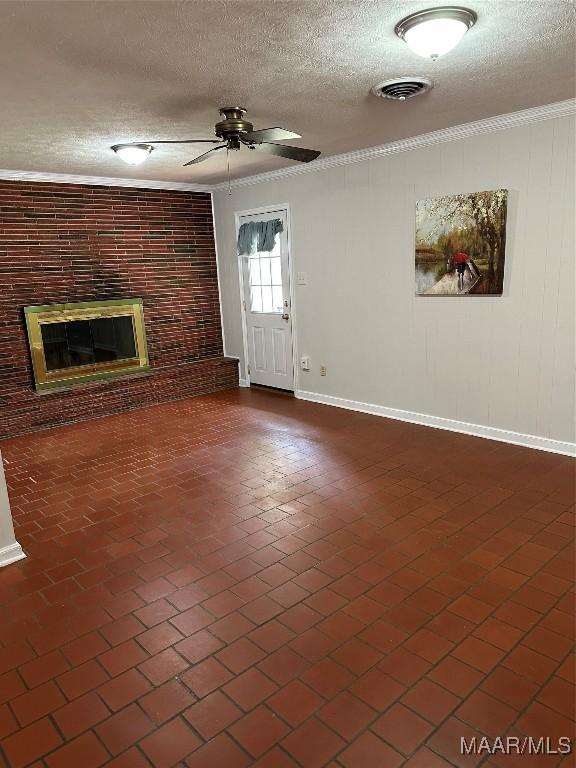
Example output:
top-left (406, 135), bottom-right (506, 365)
top-left (212, 98), bottom-right (576, 191)
top-left (0, 169), bottom-right (212, 193)
top-left (0, 100), bottom-right (573, 194)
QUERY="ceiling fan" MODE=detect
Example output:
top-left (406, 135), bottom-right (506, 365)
top-left (111, 107), bottom-right (321, 171)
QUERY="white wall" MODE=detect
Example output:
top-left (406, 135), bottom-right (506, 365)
top-left (213, 116), bottom-right (575, 449)
top-left (0, 450), bottom-right (25, 568)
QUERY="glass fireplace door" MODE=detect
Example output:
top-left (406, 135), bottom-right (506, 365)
top-left (24, 298), bottom-right (149, 390)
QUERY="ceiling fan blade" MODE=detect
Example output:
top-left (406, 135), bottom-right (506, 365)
top-left (183, 145), bottom-right (227, 166)
top-left (243, 127), bottom-right (301, 143)
top-left (138, 139), bottom-right (221, 145)
top-left (254, 142), bottom-right (320, 163)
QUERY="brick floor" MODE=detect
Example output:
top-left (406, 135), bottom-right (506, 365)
top-left (0, 388), bottom-right (574, 766)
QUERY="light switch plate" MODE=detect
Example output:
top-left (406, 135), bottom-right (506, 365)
top-left (296, 272), bottom-right (308, 285)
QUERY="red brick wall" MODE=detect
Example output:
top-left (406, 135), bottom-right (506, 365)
top-left (0, 180), bottom-right (238, 438)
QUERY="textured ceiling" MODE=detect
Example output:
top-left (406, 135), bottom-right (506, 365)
top-left (0, 1), bottom-right (574, 184)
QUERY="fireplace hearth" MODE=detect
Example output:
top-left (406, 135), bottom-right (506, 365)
top-left (24, 299), bottom-right (149, 390)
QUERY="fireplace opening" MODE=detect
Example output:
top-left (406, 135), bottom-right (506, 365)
top-left (41, 316), bottom-right (137, 371)
top-left (24, 299), bottom-right (149, 390)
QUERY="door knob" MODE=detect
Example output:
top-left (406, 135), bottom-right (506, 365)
top-left (281, 313), bottom-right (289, 320)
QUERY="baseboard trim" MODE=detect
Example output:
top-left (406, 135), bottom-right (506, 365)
top-left (295, 390), bottom-right (576, 457)
top-left (0, 542), bottom-right (26, 569)
top-left (238, 378), bottom-right (250, 388)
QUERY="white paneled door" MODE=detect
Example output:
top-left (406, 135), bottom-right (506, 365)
top-left (240, 209), bottom-right (294, 390)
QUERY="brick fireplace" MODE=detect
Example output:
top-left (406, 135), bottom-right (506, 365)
top-left (0, 180), bottom-right (238, 438)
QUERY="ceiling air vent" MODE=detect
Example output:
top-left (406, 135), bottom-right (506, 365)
top-left (371, 77), bottom-right (433, 100)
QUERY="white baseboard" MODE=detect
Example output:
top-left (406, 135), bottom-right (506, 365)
top-left (295, 390), bottom-right (576, 457)
top-left (239, 378), bottom-right (250, 388)
top-left (0, 542), bottom-right (26, 569)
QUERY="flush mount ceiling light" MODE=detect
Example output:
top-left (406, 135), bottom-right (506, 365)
top-left (111, 143), bottom-right (153, 165)
top-left (395, 7), bottom-right (477, 60)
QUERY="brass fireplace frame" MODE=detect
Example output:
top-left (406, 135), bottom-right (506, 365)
top-left (24, 298), bottom-right (150, 391)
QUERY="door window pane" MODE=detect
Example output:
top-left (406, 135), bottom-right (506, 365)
top-left (250, 286), bottom-right (263, 313)
top-left (247, 233), bottom-right (284, 313)
top-left (261, 286), bottom-right (273, 313)
top-left (272, 286), bottom-right (283, 312)
top-left (260, 257), bottom-right (271, 284)
top-left (248, 258), bottom-right (260, 286)
top-left (271, 258), bottom-right (282, 285)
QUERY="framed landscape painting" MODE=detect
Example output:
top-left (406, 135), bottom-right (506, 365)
top-left (415, 189), bottom-right (508, 296)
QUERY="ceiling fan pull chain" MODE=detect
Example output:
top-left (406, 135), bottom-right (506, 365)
top-left (227, 147), bottom-right (231, 196)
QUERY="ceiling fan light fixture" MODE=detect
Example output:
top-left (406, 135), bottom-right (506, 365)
top-left (395, 7), bottom-right (477, 60)
top-left (111, 143), bottom-right (153, 165)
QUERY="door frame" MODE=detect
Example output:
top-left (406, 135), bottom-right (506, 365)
top-left (234, 203), bottom-right (297, 390)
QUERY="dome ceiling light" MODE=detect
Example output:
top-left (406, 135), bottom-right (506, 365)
top-left (395, 6), bottom-right (477, 60)
top-left (111, 144), bottom-right (153, 165)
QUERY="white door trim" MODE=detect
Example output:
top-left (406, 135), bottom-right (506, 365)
top-left (235, 203), bottom-right (297, 390)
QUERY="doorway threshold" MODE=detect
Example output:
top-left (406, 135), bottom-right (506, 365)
top-left (249, 383), bottom-right (294, 396)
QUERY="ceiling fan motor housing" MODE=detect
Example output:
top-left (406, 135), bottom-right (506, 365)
top-left (215, 107), bottom-right (253, 147)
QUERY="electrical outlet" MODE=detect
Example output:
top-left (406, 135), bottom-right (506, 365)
top-left (320, 365), bottom-right (327, 376)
